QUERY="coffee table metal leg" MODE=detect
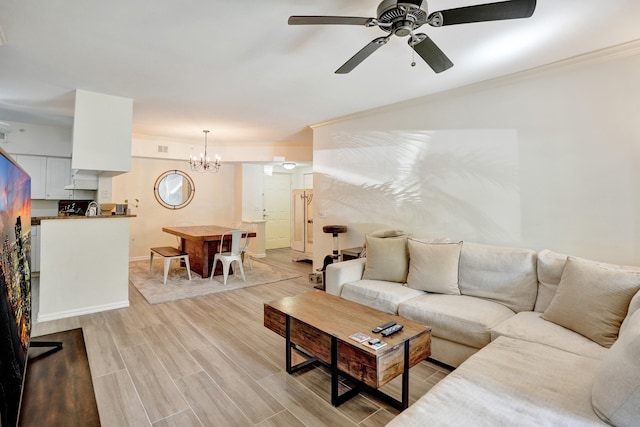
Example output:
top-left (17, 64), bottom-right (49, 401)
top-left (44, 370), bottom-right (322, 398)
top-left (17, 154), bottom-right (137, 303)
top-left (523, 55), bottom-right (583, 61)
top-left (331, 335), bottom-right (339, 406)
top-left (285, 315), bottom-right (292, 374)
top-left (286, 314), bottom-right (319, 374)
top-left (285, 323), bottom-right (410, 410)
top-left (331, 335), bottom-right (361, 406)
top-left (402, 339), bottom-right (410, 410)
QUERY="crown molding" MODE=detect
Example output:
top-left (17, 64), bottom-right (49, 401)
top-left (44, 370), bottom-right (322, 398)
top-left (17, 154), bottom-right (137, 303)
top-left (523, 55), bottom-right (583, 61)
top-left (311, 38), bottom-right (640, 129)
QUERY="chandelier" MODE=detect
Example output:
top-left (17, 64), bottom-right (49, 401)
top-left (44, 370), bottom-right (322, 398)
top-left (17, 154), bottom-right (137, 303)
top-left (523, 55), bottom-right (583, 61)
top-left (189, 130), bottom-right (221, 173)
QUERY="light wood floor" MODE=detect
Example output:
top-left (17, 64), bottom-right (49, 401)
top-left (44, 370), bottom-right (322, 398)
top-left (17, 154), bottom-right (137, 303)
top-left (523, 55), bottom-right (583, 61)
top-left (32, 249), bottom-right (450, 426)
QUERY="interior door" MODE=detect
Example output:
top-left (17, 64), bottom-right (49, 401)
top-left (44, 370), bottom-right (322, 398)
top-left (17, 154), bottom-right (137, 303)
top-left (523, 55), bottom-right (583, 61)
top-left (263, 173), bottom-right (291, 249)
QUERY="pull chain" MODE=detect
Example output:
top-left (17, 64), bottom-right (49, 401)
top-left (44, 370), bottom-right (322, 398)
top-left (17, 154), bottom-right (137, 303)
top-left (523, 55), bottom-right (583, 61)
top-left (410, 32), bottom-right (417, 67)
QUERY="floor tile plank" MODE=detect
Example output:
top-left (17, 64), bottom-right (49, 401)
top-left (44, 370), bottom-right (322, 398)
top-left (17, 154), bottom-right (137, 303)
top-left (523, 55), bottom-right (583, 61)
top-left (174, 371), bottom-right (253, 427)
top-left (258, 372), bottom-right (358, 426)
top-left (120, 343), bottom-right (190, 422)
top-left (93, 369), bottom-right (151, 427)
top-left (191, 345), bottom-right (285, 423)
top-left (141, 324), bottom-right (202, 379)
top-left (81, 323), bottom-right (126, 378)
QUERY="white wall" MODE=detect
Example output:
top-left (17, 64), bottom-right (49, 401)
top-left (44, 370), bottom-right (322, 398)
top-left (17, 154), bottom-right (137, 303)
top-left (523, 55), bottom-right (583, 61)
top-left (0, 121), bottom-right (72, 157)
top-left (312, 42), bottom-right (640, 267)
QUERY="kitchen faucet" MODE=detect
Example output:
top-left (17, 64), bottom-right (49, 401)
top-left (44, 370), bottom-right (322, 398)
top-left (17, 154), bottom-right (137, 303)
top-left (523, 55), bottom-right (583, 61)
top-left (86, 201), bottom-right (99, 216)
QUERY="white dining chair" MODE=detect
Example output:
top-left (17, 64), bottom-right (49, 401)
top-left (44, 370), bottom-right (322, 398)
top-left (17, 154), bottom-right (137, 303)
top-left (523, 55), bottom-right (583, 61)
top-left (230, 222), bottom-right (253, 270)
top-left (238, 224), bottom-right (253, 270)
top-left (210, 229), bottom-right (246, 285)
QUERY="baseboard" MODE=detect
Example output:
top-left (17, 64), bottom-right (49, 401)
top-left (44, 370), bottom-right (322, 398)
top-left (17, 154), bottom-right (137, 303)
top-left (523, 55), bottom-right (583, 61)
top-left (130, 255), bottom-right (150, 262)
top-left (36, 300), bottom-right (130, 323)
top-left (248, 251), bottom-right (266, 258)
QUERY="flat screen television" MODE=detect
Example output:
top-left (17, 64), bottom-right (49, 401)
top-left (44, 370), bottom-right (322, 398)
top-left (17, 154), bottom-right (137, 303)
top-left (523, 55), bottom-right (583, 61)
top-left (0, 147), bottom-right (31, 427)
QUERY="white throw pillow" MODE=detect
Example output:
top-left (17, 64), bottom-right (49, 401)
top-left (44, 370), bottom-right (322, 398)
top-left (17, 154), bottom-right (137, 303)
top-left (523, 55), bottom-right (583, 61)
top-left (406, 240), bottom-right (461, 295)
top-left (542, 256), bottom-right (640, 348)
top-left (534, 249), bottom-right (568, 312)
top-left (362, 235), bottom-right (409, 283)
top-left (592, 309), bottom-right (640, 426)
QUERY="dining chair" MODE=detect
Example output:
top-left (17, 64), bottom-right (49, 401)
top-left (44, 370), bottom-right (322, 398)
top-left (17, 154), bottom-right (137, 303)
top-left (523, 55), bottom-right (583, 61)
top-left (210, 229), bottom-right (246, 285)
top-left (238, 224), bottom-right (253, 270)
top-left (149, 246), bottom-right (192, 285)
top-left (230, 222), bottom-right (253, 270)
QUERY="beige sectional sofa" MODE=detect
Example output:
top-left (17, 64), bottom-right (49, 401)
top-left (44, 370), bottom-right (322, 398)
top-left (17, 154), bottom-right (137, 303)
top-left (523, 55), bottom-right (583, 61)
top-left (325, 237), bottom-right (640, 426)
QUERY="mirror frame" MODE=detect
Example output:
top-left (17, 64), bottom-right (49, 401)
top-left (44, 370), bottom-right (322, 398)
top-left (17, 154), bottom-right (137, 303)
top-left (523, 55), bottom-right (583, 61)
top-left (153, 170), bottom-right (196, 210)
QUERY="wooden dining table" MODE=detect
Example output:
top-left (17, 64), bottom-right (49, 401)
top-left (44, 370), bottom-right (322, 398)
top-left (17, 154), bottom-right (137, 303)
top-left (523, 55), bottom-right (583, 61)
top-left (162, 225), bottom-right (256, 277)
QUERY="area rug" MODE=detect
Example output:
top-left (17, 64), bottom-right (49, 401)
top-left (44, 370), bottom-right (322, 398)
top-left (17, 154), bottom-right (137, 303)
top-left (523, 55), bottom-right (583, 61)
top-left (130, 259), bottom-right (301, 304)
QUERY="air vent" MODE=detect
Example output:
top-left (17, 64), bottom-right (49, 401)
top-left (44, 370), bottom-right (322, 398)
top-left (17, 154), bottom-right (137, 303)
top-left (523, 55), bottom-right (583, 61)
top-left (157, 145), bottom-right (168, 153)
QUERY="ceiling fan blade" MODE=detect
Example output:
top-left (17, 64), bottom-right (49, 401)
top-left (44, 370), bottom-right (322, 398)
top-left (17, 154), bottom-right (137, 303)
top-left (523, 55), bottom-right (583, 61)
top-left (411, 34), bottom-right (454, 73)
top-left (428, 0), bottom-right (536, 26)
top-left (288, 16), bottom-right (372, 26)
top-left (335, 36), bottom-right (390, 74)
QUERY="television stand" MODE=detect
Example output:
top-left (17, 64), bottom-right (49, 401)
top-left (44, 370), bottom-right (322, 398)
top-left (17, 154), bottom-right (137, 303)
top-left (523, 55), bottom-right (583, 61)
top-left (28, 340), bottom-right (63, 360)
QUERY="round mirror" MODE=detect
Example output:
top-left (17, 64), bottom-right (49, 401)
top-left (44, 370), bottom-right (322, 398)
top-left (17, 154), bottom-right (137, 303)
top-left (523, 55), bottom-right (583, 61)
top-left (154, 170), bottom-right (195, 210)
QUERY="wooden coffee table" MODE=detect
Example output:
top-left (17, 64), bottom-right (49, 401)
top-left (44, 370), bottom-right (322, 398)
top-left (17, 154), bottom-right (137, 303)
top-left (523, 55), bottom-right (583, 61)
top-left (264, 291), bottom-right (431, 410)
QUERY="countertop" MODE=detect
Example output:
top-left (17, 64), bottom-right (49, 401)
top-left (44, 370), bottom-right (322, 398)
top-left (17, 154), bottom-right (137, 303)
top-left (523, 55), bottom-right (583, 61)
top-left (32, 214), bottom-right (136, 226)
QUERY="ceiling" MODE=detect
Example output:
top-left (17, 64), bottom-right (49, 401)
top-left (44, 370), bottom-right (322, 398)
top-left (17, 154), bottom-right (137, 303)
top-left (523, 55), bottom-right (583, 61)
top-left (1, 0), bottom-right (640, 147)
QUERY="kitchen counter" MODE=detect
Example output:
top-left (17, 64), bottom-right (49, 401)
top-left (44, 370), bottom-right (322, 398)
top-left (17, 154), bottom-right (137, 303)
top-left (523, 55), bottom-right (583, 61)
top-left (32, 214), bottom-right (136, 225)
top-left (36, 215), bottom-right (132, 322)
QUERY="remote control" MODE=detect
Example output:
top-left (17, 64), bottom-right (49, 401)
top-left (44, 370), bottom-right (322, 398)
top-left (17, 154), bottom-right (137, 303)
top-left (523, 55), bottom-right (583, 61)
top-left (372, 321), bottom-right (397, 333)
top-left (381, 324), bottom-right (404, 337)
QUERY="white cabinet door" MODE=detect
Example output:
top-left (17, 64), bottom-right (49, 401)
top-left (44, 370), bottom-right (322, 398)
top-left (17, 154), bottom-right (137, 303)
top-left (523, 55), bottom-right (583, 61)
top-left (15, 155), bottom-right (47, 199)
top-left (45, 157), bottom-right (72, 199)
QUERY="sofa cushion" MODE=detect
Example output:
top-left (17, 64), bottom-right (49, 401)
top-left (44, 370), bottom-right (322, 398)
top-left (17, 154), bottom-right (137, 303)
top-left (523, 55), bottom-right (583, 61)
top-left (340, 280), bottom-right (424, 315)
top-left (458, 242), bottom-right (538, 313)
top-left (620, 289), bottom-right (640, 335)
top-left (592, 310), bottom-right (640, 426)
top-left (542, 256), bottom-right (640, 348)
top-left (491, 311), bottom-right (607, 360)
top-left (398, 294), bottom-right (515, 349)
top-left (406, 240), bottom-right (461, 295)
top-left (534, 249), bottom-right (568, 312)
top-left (361, 235), bottom-right (408, 283)
top-left (387, 337), bottom-right (605, 427)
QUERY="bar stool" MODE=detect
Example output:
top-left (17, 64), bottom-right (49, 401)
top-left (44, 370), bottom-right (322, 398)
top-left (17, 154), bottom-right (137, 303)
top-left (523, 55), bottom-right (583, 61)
top-left (320, 225), bottom-right (347, 290)
top-left (323, 225), bottom-right (348, 262)
top-left (149, 246), bottom-right (192, 284)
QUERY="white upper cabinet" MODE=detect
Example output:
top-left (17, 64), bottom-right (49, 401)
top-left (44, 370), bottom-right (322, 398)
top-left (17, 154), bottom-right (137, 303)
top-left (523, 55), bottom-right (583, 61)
top-left (45, 157), bottom-right (72, 199)
top-left (15, 155), bottom-right (46, 199)
top-left (72, 89), bottom-right (132, 174)
top-left (15, 155), bottom-right (72, 200)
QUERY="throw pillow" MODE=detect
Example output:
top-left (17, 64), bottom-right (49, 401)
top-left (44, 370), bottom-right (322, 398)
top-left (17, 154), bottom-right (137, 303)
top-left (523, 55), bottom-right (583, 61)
top-left (367, 229), bottom-right (405, 238)
top-left (360, 229), bottom-right (406, 258)
top-left (362, 235), bottom-right (409, 283)
top-left (541, 256), bottom-right (640, 348)
top-left (406, 240), bottom-right (462, 295)
top-left (592, 309), bottom-right (640, 426)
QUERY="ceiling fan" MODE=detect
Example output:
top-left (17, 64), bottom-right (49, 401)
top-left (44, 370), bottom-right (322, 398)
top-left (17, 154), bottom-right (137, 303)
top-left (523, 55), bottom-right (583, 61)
top-left (288, 0), bottom-right (536, 74)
